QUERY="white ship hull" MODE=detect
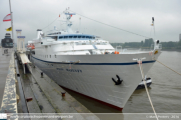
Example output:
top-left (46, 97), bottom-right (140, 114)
top-left (29, 9), bottom-right (162, 110)
top-left (31, 52), bottom-right (160, 110)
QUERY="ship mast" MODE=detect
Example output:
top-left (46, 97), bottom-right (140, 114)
top-left (64, 8), bottom-right (75, 33)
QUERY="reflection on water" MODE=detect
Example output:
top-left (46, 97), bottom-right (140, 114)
top-left (64, 51), bottom-right (181, 114)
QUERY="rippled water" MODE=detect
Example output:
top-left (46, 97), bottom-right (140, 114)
top-left (64, 51), bottom-right (181, 113)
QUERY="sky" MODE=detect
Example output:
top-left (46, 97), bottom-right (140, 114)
top-left (0, 0), bottom-right (181, 43)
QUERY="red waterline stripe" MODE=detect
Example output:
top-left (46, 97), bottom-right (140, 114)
top-left (60, 85), bottom-right (123, 111)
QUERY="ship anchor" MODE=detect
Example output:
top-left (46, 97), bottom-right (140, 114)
top-left (112, 75), bottom-right (123, 85)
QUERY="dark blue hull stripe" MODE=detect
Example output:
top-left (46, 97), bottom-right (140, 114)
top-left (31, 56), bottom-right (155, 65)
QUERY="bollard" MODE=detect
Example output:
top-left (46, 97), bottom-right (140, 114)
top-left (26, 97), bottom-right (33, 102)
top-left (61, 91), bottom-right (66, 97)
top-left (41, 72), bottom-right (43, 78)
top-left (17, 74), bottom-right (20, 77)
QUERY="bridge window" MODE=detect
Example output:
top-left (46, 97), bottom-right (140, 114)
top-left (86, 36), bottom-right (90, 38)
top-left (64, 36), bottom-right (68, 39)
top-left (78, 36), bottom-right (81, 38)
top-left (59, 36), bottom-right (63, 39)
top-left (82, 36), bottom-right (85, 38)
top-left (69, 36), bottom-right (73, 38)
top-left (73, 36), bottom-right (77, 38)
top-left (5, 36), bottom-right (11, 38)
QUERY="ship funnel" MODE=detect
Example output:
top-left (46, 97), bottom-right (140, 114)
top-left (36, 29), bottom-right (44, 39)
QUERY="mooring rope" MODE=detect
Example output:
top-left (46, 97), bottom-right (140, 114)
top-left (138, 61), bottom-right (159, 120)
top-left (42, 12), bottom-right (64, 30)
top-left (155, 60), bottom-right (181, 76)
top-left (70, 10), bottom-right (150, 38)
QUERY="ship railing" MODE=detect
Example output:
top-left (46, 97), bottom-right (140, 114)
top-left (115, 46), bottom-right (122, 52)
top-left (151, 44), bottom-right (162, 50)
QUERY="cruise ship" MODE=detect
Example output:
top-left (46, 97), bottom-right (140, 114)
top-left (30, 9), bottom-right (162, 111)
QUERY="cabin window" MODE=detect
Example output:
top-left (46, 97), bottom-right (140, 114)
top-left (86, 36), bottom-right (90, 38)
top-left (82, 36), bottom-right (85, 38)
top-left (64, 36), bottom-right (68, 39)
top-left (59, 36), bottom-right (63, 39)
top-left (78, 36), bottom-right (81, 38)
top-left (74, 36), bottom-right (77, 38)
top-left (5, 36), bottom-right (11, 38)
top-left (92, 37), bottom-right (95, 39)
top-left (69, 36), bottom-right (73, 38)
top-left (90, 36), bottom-right (92, 39)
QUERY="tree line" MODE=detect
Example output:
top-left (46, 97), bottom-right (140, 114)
top-left (111, 38), bottom-right (181, 50)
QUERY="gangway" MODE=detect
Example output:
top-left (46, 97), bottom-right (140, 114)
top-left (16, 29), bottom-right (31, 74)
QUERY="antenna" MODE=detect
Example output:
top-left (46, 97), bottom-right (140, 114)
top-left (79, 17), bottom-right (81, 32)
top-left (64, 8), bottom-right (76, 33)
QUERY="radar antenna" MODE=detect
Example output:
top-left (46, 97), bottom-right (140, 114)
top-left (64, 8), bottom-right (76, 32)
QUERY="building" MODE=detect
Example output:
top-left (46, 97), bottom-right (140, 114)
top-left (1, 33), bottom-right (13, 48)
top-left (143, 38), bottom-right (154, 47)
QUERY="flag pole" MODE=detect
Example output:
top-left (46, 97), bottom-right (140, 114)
top-left (9, 0), bottom-right (14, 44)
top-left (153, 22), bottom-right (156, 40)
top-left (152, 17), bottom-right (155, 40)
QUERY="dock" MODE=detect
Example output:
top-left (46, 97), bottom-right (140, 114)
top-left (0, 48), bottom-right (99, 120)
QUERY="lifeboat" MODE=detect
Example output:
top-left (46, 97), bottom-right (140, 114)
top-left (27, 43), bottom-right (35, 50)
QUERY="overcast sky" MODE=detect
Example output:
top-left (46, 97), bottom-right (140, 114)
top-left (0, 0), bottom-right (181, 43)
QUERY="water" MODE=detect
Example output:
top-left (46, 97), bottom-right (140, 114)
top-left (64, 51), bottom-right (181, 113)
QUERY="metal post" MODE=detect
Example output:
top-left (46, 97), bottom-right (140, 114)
top-left (79, 17), bottom-right (81, 32)
top-left (41, 72), bottom-right (43, 78)
top-left (9, 0), bottom-right (14, 44)
top-left (19, 40), bottom-right (21, 51)
top-left (23, 64), bottom-right (26, 74)
top-left (154, 22), bottom-right (156, 40)
top-left (23, 40), bottom-right (24, 52)
top-left (61, 91), bottom-right (66, 97)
